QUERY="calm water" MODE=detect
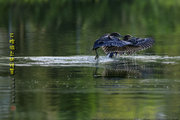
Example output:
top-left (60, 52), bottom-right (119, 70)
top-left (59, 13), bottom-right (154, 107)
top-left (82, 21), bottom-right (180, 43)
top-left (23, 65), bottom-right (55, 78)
top-left (1, 0), bottom-right (180, 119)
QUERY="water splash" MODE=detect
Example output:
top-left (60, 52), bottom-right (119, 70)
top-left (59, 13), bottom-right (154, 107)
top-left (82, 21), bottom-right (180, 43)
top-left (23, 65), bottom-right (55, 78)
top-left (0, 55), bottom-right (180, 67)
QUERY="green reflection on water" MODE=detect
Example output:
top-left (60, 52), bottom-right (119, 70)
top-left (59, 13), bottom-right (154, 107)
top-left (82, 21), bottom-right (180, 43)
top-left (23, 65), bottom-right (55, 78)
top-left (0, 0), bottom-right (180, 120)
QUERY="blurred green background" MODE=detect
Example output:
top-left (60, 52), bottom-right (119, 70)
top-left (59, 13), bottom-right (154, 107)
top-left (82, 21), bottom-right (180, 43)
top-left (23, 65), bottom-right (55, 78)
top-left (0, 0), bottom-right (180, 56)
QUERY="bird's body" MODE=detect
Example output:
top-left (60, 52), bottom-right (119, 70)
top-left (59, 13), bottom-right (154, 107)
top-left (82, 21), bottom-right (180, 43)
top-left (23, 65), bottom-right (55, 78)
top-left (92, 33), bottom-right (154, 59)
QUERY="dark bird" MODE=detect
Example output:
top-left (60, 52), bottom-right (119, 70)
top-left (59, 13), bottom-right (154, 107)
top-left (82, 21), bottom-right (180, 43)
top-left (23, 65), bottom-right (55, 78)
top-left (92, 32), bottom-right (154, 59)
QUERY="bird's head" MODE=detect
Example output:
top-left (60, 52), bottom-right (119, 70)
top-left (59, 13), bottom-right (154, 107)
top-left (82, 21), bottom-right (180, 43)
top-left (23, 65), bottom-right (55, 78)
top-left (123, 34), bottom-right (132, 41)
top-left (92, 39), bottom-right (103, 50)
top-left (109, 32), bottom-right (123, 38)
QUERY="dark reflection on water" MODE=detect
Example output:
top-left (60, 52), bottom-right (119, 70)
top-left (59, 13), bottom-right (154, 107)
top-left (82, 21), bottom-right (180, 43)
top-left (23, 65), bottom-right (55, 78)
top-left (0, 0), bottom-right (180, 119)
top-left (94, 59), bottom-right (151, 79)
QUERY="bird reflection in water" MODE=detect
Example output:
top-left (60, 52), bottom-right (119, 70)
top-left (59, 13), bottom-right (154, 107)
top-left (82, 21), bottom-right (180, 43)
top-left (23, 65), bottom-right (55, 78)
top-left (93, 58), bottom-right (148, 80)
top-left (93, 58), bottom-right (154, 90)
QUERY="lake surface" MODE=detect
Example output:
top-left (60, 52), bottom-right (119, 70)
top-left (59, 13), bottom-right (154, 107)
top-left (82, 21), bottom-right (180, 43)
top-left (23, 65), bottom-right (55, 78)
top-left (0, 0), bottom-right (180, 119)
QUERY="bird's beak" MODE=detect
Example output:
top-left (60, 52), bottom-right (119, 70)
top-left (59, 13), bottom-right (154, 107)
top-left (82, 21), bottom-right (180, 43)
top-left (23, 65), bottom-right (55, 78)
top-left (94, 49), bottom-right (99, 60)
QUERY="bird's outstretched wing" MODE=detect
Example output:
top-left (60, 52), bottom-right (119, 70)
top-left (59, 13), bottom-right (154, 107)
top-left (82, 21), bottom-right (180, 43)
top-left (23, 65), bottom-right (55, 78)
top-left (130, 37), bottom-right (154, 49)
top-left (101, 37), bottom-right (154, 54)
top-left (123, 37), bottom-right (154, 54)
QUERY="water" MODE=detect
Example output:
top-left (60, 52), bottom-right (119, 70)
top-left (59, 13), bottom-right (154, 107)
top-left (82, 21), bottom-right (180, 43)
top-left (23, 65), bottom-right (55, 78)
top-left (1, 0), bottom-right (180, 119)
